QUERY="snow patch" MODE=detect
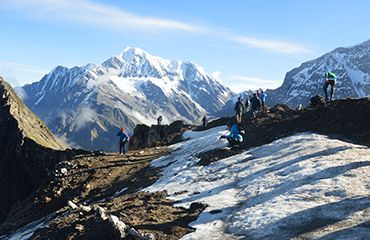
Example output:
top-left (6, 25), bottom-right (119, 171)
top-left (145, 129), bottom-right (370, 239)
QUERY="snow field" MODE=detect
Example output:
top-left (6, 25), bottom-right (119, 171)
top-left (145, 127), bottom-right (370, 239)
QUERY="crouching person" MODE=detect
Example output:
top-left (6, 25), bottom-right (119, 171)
top-left (220, 121), bottom-right (244, 147)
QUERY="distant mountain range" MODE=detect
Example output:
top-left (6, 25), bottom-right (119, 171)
top-left (216, 39), bottom-right (370, 117)
top-left (18, 40), bottom-right (370, 150)
top-left (20, 47), bottom-right (234, 150)
top-left (266, 40), bottom-right (370, 108)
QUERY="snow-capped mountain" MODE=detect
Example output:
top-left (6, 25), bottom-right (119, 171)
top-left (20, 47), bottom-right (234, 151)
top-left (267, 40), bottom-right (370, 108)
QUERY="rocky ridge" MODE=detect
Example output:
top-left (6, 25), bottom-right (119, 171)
top-left (199, 96), bottom-right (370, 165)
top-left (0, 78), bottom-right (73, 223)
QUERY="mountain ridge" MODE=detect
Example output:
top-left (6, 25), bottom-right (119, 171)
top-left (20, 47), bottom-right (234, 151)
top-left (266, 39), bottom-right (370, 108)
top-left (0, 77), bottom-right (73, 223)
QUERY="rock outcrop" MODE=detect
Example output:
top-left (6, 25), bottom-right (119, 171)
top-left (0, 78), bottom-right (72, 223)
top-left (130, 120), bottom-right (192, 149)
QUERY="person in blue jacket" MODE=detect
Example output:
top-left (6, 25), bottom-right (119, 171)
top-left (220, 121), bottom-right (244, 147)
top-left (260, 89), bottom-right (267, 112)
top-left (117, 127), bottom-right (129, 154)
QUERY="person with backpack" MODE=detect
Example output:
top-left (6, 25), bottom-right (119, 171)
top-left (157, 115), bottom-right (163, 125)
top-left (219, 121), bottom-right (244, 147)
top-left (202, 115), bottom-right (208, 130)
top-left (250, 93), bottom-right (261, 118)
top-left (117, 127), bottom-right (129, 155)
top-left (260, 90), bottom-right (267, 112)
top-left (323, 71), bottom-right (336, 101)
top-left (245, 96), bottom-right (250, 113)
top-left (234, 96), bottom-right (244, 123)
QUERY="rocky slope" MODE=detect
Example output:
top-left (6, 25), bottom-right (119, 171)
top-left (266, 39), bottom-right (370, 108)
top-left (0, 149), bottom-right (206, 240)
top-left (0, 78), bottom-right (71, 223)
top-left (19, 47), bottom-right (233, 151)
top-left (199, 96), bottom-right (370, 164)
top-left (1, 76), bottom-right (369, 239)
top-left (0, 77), bottom-right (207, 239)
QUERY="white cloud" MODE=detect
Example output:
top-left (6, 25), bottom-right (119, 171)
top-left (14, 87), bottom-right (28, 101)
top-left (228, 75), bottom-right (283, 93)
top-left (55, 133), bottom-right (74, 149)
top-left (228, 34), bottom-right (312, 54)
top-left (2, 0), bottom-right (203, 32)
top-left (74, 106), bottom-right (98, 131)
top-left (1, 0), bottom-right (313, 54)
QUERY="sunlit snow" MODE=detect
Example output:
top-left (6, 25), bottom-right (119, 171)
top-left (145, 128), bottom-right (370, 239)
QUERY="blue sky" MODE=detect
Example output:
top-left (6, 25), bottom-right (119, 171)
top-left (0, 0), bottom-right (369, 92)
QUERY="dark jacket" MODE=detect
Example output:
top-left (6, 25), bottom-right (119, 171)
top-left (234, 100), bottom-right (244, 113)
top-left (251, 95), bottom-right (261, 110)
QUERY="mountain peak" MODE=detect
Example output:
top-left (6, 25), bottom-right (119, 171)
top-left (21, 48), bottom-right (234, 151)
top-left (121, 47), bottom-right (148, 57)
top-left (118, 47), bottom-right (159, 64)
top-left (266, 39), bottom-right (370, 107)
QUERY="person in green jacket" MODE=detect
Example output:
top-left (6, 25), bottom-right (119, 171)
top-left (323, 71), bottom-right (336, 101)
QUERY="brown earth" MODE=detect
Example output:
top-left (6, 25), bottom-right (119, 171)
top-left (0, 78), bottom-right (206, 239)
top-left (0, 148), bottom-right (206, 239)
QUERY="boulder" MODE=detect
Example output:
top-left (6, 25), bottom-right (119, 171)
top-left (130, 120), bottom-right (191, 149)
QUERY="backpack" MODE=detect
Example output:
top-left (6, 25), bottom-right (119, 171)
top-left (235, 101), bottom-right (244, 112)
top-left (326, 72), bottom-right (336, 80)
top-left (245, 99), bottom-right (250, 108)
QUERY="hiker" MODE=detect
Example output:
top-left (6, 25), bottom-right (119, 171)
top-left (157, 115), bottom-right (163, 125)
top-left (297, 104), bottom-right (303, 111)
top-left (234, 96), bottom-right (244, 123)
top-left (250, 93), bottom-right (261, 118)
top-left (219, 121), bottom-right (243, 147)
top-left (117, 127), bottom-right (129, 155)
top-left (245, 96), bottom-right (250, 113)
top-left (260, 90), bottom-right (267, 112)
top-left (202, 116), bottom-right (208, 130)
top-left (256, 89), bottom-right (261, 99)
top-left (323, 71), bottom-right (336, 101)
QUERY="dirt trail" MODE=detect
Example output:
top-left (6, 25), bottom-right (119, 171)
top-left (1, 148), bottom-right (206, 239)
